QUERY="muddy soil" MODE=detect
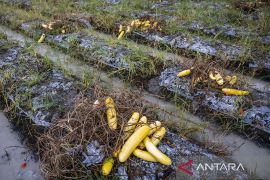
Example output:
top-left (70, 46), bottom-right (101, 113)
top-left (159, 67), bottom-right (270, 136)
top-left (2, 27), bottom-right (270, 178)
top-left (0, 31), bottom-right (253, 179)
top-left (5, 18), bottom-right (269, 141)
top-left (131, 29), bottom-right (270, 73)
top-left (0, 1), bottom-right (269, 179)
top-left (0, 112), bottom-right (42, 180)
top-left (0, 3), bottom-right (269, 75)
top-left (0, 37), bottom-right (82, 126)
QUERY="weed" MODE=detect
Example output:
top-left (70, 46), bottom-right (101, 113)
top-left (42, 95), bottom-right (55, 111)
top-left (82, 70), bottom-right (93, 88)
top-left (43, 55), bottom-right (53, 69)
top-left (28, 73), bottom-right (44, 87)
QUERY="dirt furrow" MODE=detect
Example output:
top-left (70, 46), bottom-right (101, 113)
top-left (0, 1), bottom-right (269, 77)
top-left (0, 32), bottom-right (253, 179)
top-left (1, 16), bottom-right (270, 138)
top-left (1, 26), bottom-right (270, 178)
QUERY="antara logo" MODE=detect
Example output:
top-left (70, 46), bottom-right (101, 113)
top-left (178, 160), bottom-right (245, 175)
top-left (178, 160), bottom-right (193, 175)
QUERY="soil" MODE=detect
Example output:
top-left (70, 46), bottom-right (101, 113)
top-left (0, 0), bottom-right (269, 179)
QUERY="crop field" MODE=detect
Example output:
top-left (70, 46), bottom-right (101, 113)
top-left (0, 0), bottom-right (269, 179)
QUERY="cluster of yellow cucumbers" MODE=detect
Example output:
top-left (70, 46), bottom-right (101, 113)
top-left (118, 19), bottom-right (161, 40)
top-left (102, 97), bottom-right (171, 176)
top-left (177, 68), bottom-right (250, 96)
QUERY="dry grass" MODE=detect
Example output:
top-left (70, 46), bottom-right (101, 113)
top-left (187, 59), bottom-right (245, 93)
top-left (38, 85), bottom-right (159, 179)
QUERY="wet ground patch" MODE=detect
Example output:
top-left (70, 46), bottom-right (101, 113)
top-left (37, 86), bottom-right (250, 179)
top-left (159, 65), bottom-right (270, 140)
top-left (1, 10), bottom-right (270, 143)
top-left (0, 1), bottom-right (269, 179)
top-left (0, 33), bottom-right (253, 179)
top-left (1, 1), bottom-right (269, 77)
top-left (0, 0), bottom-right (31, 10)
top-left (8, 16), bottom-right (166, 80)
top-left (0, 35), bottom-right (84, 126)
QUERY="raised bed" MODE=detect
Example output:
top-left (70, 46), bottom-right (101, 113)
top-left (0, 35), bottom-right (251, 179)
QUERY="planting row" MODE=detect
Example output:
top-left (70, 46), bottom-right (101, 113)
top-left (0, 1), bottom-right (269, 75)
top-left (121, 20), bottom-right (270, 74)
top-left (22, 20), bottom-right (270, 136)
top-left (159, 67), bottom-right (270, 135)
top-left (1, 11), bottom-right (269, 138)
top-left (4, 0), bottom-right (269, 44)
top-left (0, 35), bottom-right (250, 179)
top-left (0, 35), bottom-right (80, 126)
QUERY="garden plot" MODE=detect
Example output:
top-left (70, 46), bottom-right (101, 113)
top-left (37, 88), bottom-right (251, 179)
top-left (128, 1), bottom-right (270, 45)
top-left (16, 19), bottom-right (165, 78)
top-left (0, 37), bottom-right (82, 126)
top-left (19, 19), bottom-right (270, 137)
top-left (121, 22), bottom-right (270, 73)
top-left (1, 11), bottom-right (269, 139)
top-left (159, 66), bottom-right (270, 135)
top-left (0, 35), bottom-right (252, 179)
top-left (0, 0), bottom-right (269, 75)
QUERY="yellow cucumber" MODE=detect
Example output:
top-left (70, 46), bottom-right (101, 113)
top-left (119, 24), bottom-right (124, 32)
top-left (119, 125), bottom-right (150, 162)
top-left (126, 26), bottom-right (132, 33)
top-left (229, 76), bottom-right (237, 85)
top-left (177, 69), bottom-right (191, 77)
top-left (148, 121), bottom-right (161, 136)
top-left (123, 112), bottom-right (140, 139)
top-left (133, 149), bottom-right (157, 162)
top-left (222, 88), bottom-right (249, 96)
top-left (101, 158), bottom-right (114, 176)
top-left (133, 19), bottom-right (141, 28)
top-left (38, 34), bottom-right (45, 43)
top-left (139, 124), bottom-right (164, 149)
top-left (41, 23), bottom-right (48, 29)
top-left (151, 127), bottom-right (166, 146)
top-left (209, 71), bottom-right (216, 80)
top-left (105, 97), bottom-right (115, 108)
top-left (106, 109), bottom-right (117, 129)
top-left (153, 22), bottom-right (158, 28)
top-left (118, 31), bottom-right (125, 40)
top-left (144, 137), bottom-right (172, 165)
top-left (131, 20), bottom-right (135, 27)
top-left (215, 72), bottom-right (224, 85)
top-left (113, 147), bottom-right (121, 158)
top-left (225, 75), bottom-right (232, 81)
top-left (105, 97), bottom-right (117, 129)
top-left (135, 116), bottom-right (147, 131)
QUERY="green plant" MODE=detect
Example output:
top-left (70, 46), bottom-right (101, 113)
top-left (82, 70), bottom-right (93, 88)
top-left (42, 95), bottom-right (55, 110)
